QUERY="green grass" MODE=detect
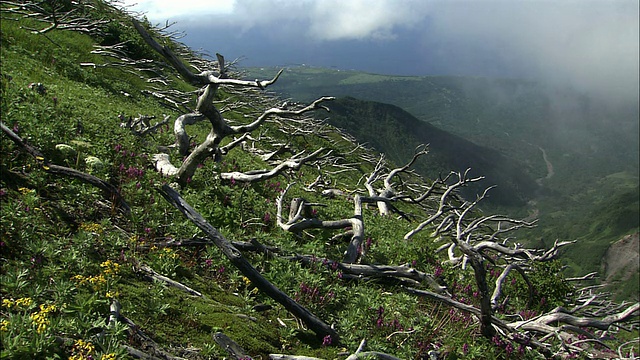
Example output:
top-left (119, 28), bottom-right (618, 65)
top-left (1, 3), bottom-right (637, 359)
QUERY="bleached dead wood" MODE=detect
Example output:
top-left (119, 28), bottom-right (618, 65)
top-left (132, 19), bottom-right (334, 185)
top-left (220, 148), bottom-right (329, 183)
top-left (135, 263), bottom-right (203, 297)
top-left (213, 332), bottom-right (253, 360)
top-left (288, 254), bottom-right (447, 293)
top-left (102, 300), bottom-right (188, 360)
top-left (276, 183), bottom-right (365, 263)
top-left (404, 169), bottom-right (483, 240)
top-left (364, 145), bottom-right (429, 216)
top-left (509, 303), bottom-right (640, 332)
top-left (3, 0), bottom-right (109, 35)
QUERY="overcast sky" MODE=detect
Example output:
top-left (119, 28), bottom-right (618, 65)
top-left (120, 0), bottom-right (639, 104)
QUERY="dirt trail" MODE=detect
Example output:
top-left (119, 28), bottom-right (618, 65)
top-left (536, 147), bottom-right (554, 185)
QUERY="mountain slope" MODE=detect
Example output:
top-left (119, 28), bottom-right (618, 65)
top-left (1, 3), bottom-right (637, 359)
top-left (248, 66), bottom-right (640, 278)
top-left (326, 97), bottom-right (539, 206)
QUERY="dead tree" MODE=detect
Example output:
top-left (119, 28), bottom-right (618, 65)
top-left (0, 122), bottom-right (130, 214)
top-left (398, 168), bottom-right (639, 355)
top-left (363, 145), bottom-right (429, 217)
top-left (131, 19), bottom-right (333, 185)
top-left (2, 0), bottom-right (109, 36)
top-left (157, 184), bottom-right (339, 342)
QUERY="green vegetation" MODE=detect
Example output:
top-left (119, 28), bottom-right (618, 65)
top-left (1, 3), bottom-right (637, 359)
top-left (247, 66), bottom-right (640, 281)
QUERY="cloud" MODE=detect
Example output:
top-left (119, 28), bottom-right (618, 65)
top-left (121, 0), bottom-right (236, 20)
top-left (421, 1), bottom-right (639, 103)
top-left (122, 0), bottom-right (432, 41)
top-left (306, 0), bottom-right (431, 40)
top-left (120, 0), bottom-right (638, 104)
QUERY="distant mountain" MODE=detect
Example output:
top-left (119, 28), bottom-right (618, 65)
top-left (326, 97), bottom-right (539, 206)
top-left (246, 66), bottom-right (640, 278)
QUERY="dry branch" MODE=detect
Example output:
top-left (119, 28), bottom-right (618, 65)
top-left (221, 148), bottom-right (329, 183)
top-left (157, 184), bottom-right (338, 342)
top-left (288, 254), bottom-right (447, 293)
top-left (135, 263), bottom-right (203, 297)
top-left (213, 332), bottom-right (253, 360)
top-left (0, 122), bottom-right (130, 214)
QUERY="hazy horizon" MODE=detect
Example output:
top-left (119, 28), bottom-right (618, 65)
top-left (120, 0), bottom-right (639, 106)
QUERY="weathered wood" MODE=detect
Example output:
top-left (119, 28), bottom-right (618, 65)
top-left (221, 148), bottom-right (327, 183)
top-left (135, 263), bottom-right (203, 297)
top-left (212, 332), bottom-right (253, 360)
top-left (269, 355), bottom-right (324, 360)
top-left (289, 255), bottom-right (447, 293)
top-left (157, 184), bottom-right (339, 342)
top-left (0, 122), bottom-right (131, 214)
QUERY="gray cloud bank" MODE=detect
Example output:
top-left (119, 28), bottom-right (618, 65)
top-left (135, 0), bottom-right (638, 105)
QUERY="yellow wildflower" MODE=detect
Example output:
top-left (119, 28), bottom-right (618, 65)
top-left (80, 222), bottom-right (103, 234)
top-left (2, 298), bottom-right (14, 308)
top-left (40, 304), bottom-right (56, 313)
top-left (101, 354), bottom-right (117, 360)
top-left (30, 304), bottom-right (55, 334)
top-left (88, 274), bottom-right (107, 289)
top-left (71, 274), bottom-right (87, 285)
top-left (15, 297), bottom-right (33, 308)
top-left (0, 319), bottom-right (9, 331)
top-left (105, 291), bottom-right (119, 299)
top-left (18, 187), bottom-right (32, 195)
top-left (242, 276), bottom-right (252, 286)
top-left (70, 339), bottom-right (96, 359)
top-left (100, 260), bottom-right (120, 276)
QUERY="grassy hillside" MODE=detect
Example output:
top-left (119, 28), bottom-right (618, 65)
top-left (248, 66), bottom-right (640, 280)
top-left (1, 3), bottom-right (637, 360)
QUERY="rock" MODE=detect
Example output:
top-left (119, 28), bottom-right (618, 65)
top-left (602, 232), bottom-right (639, 285)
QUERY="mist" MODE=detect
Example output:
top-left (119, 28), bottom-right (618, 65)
top-left (124, 0), bottom-right (639, 106)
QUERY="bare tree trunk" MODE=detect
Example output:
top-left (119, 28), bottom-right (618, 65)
top-left (157, 184), bottom-right (339, 342)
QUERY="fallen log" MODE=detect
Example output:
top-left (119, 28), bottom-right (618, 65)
top-left (157, 184), bottom-right (338, 342)
top-left (1, 122), bottom-right (131, 214)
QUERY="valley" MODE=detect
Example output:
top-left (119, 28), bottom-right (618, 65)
top-left (247, 66), bottom-right (640, 296)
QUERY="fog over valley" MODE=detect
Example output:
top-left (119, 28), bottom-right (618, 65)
top-left (124, 0), bottom-right (639, 105)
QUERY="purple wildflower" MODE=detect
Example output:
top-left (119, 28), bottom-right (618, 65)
top-left (434, 266), bottom-right (443, 277)
top-left (365, 237), bottom-right (372, 249)
top-left (322, 335), bottom-right (332, 346)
